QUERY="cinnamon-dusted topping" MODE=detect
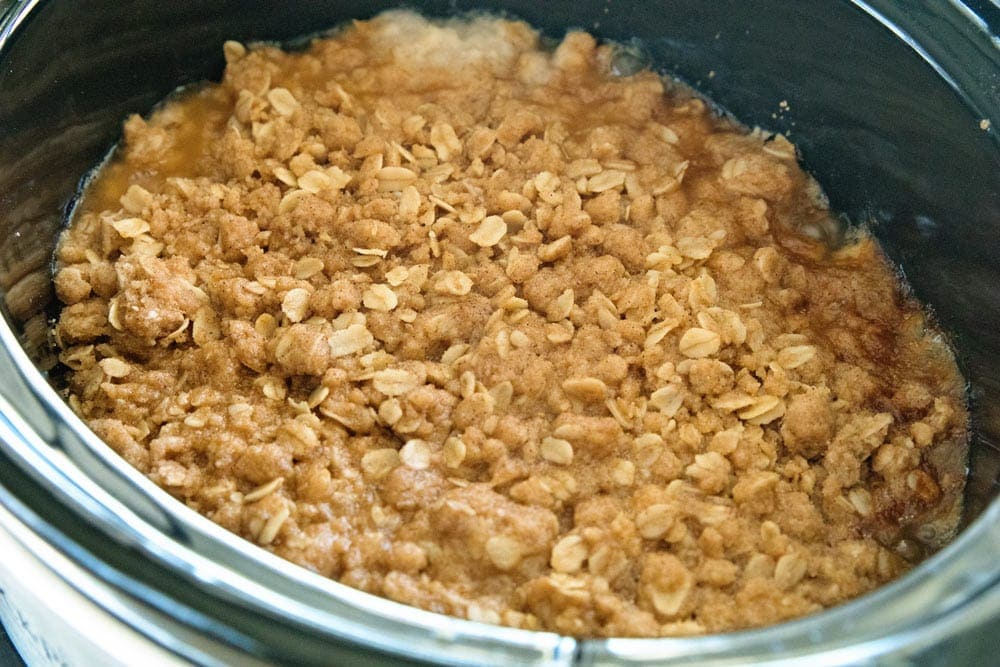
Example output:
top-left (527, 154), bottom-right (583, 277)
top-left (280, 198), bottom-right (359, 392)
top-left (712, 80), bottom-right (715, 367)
top-left (54, 11), bottom-right (968, 638)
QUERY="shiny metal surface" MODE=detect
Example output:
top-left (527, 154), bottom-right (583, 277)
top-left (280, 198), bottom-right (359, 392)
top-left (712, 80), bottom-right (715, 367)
top-left (0, 0), bottom-right (997, 664)
top-left (0, 500), bottom-right (214, 666)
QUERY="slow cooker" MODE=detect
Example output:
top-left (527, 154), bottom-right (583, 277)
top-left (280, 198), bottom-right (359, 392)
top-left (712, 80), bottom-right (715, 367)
top-left (0, 1), bottom-right (997, 664)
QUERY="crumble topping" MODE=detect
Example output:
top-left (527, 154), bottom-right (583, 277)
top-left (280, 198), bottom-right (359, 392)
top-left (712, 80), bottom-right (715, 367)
top-left (53, 11), bottom-right (968, 637)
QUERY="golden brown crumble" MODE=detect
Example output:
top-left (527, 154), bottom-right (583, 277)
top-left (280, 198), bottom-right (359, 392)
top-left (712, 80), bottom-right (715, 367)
top-left (53, 11), bottom-right (968, 637)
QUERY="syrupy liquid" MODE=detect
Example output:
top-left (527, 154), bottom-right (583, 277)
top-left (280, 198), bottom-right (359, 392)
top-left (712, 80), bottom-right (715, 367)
top-left (78, 87), bottom-right (234, 215)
